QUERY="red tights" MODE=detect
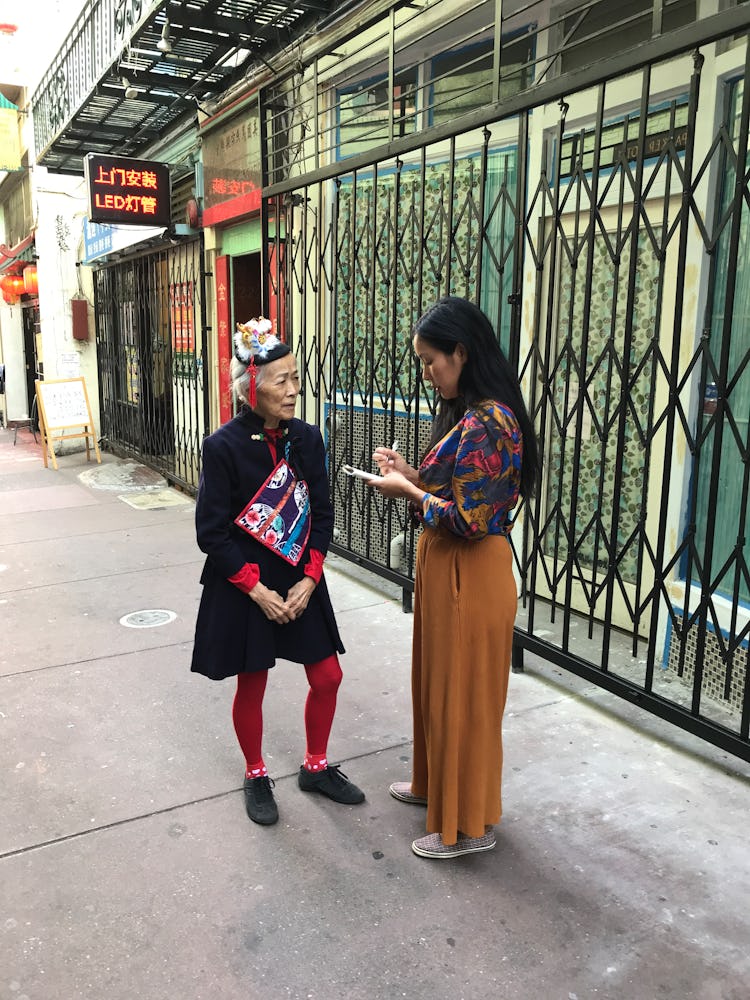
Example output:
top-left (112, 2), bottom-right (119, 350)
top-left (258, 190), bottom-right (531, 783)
top-left (232, 654), bottom-right (343, 769)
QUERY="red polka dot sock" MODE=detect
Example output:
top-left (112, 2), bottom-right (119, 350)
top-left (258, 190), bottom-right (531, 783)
top-left (246, 759), bottom-right (268, 779)
top-left (303, 752), bottom-right (328, 773)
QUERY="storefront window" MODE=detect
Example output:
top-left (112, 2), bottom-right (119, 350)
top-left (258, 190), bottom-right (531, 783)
top-left (557, 0), bottom-right (696, 75)
top-left (429, 30), bottom-right (533, 130)
top-left (337, 68), bottom-right (418, 159)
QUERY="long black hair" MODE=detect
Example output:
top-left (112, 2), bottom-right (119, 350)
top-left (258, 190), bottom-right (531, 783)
top-left (415, 296), bottom-right (540, 499)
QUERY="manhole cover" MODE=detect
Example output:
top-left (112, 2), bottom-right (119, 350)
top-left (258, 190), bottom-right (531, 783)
top-left (119, 609), bottom-right (177, 629)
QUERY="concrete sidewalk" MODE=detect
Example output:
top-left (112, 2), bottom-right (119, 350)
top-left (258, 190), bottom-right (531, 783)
top-left (1, 425), bottom-right (749, 1000)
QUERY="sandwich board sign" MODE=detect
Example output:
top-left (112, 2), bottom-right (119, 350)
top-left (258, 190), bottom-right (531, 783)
top-left (35, 377), bottom-right (101, 470)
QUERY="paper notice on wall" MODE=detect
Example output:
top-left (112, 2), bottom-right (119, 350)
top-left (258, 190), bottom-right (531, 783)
top-left (59, 352), bottom-right (81, 377)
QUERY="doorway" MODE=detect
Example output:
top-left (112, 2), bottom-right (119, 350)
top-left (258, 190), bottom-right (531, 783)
top-left (232, 252), bottom-right (262, 324)
top-left (21, 302), bottom-right (40, 427)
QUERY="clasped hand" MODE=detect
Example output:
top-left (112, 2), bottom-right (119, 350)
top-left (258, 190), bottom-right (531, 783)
top-left (250, 577), bottom-right (316, 624)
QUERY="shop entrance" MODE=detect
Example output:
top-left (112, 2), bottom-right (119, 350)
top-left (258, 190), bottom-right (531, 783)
top-left (232, 252), bottom-right (262, 324)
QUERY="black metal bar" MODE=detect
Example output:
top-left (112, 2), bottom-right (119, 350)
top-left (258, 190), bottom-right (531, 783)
top-left (345, 170), bottom-right (359, 554)
top-left (600, 66), bottom-right (651, 671)
top-left (691, 42), bottom-right (750, 717)
top-left (560, 80), bottom-right (605, 656)
top-left (641, 50), bottom-right (705, 702)
top-left (445, 134), bottom-right (456, 293)
top-left (365, 163), bottom-right (380, 563)
top-left (492, 0), bottom-right (504, 105)
top-left (545, 99), bottom-right (571, 628)
top-left (300, 187), bottom-right (309, 414)
top-left (632, 98), bottom-right (675, 667)
top-left (387, 157), bottom-right (404, 572)
top-left (263, 11), bottom-right (750, 766)
top-left (313, 57), bottom-right (320, 171)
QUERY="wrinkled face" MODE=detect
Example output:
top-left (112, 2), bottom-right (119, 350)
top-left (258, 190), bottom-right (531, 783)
top-left (413, 334), bottom-right (466, 400)
top-left (253, 354), bottom-right (300, 427)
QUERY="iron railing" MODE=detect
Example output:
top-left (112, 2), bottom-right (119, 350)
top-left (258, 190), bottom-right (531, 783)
top-left (93, 235), bottom-right (208, 491)
top-left (262, 0), bottom-right (750, 761)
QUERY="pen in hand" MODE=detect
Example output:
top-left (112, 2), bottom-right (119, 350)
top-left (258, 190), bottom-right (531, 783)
top-left (388, 440), bottom-right (399, 466)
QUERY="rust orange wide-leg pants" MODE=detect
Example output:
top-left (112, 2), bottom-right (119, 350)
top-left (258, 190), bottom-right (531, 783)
top-left (410, 528), bottom-right (516, 845)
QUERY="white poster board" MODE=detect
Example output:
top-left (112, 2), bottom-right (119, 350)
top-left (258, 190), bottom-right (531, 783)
top-left (35, 377), bottom-right (101, 470)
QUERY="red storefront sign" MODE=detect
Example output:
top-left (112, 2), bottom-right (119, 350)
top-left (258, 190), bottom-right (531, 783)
top-left (169, 282), bottom-right (195, 352)
top-left (201, 99), bottom-right (262, 226)
top-left (215, 255), bottom-right (233, 424)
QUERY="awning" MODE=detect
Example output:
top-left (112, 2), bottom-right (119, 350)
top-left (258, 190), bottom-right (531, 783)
top-left (0, 231), bottom-right (35, 274)
top-left (81, 219), bottom-right (168, 264)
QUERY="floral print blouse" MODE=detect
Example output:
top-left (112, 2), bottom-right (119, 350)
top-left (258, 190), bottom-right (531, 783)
top-left (418, 401), bottom-right (523, 538)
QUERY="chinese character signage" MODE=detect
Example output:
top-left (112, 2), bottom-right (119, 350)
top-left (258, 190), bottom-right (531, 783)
top-left (201, 98), bottom-right (262, 226)
top-left (82, 218), bottom-right (167, 264)
top-left (82, 219), bottom-right (114, 259)
top-left (215, 256), bottom-right (233, 424)
top-left (84, 153), bottom-right (171, 227)
top-left (169, 282), bottom-right (195, 352)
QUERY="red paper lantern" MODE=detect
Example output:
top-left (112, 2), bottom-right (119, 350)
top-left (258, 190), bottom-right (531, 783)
top-left (2, 288), bottom-right (19, 305)
top-left (1, 274), bottom-right (24, 297)
top-left (23, 264), bottom-right (38, 295)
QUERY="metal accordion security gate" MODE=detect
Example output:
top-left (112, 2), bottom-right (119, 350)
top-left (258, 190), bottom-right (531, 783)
top-left (93, 236), bottom-right (208, 492)
top-left (261, 2), bottom-right (750, 763)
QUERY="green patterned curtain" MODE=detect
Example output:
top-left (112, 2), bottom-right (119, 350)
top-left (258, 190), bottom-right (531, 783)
top-left (546, 231), bottom-right (659, 582)
top-left (334, 149), bottom-right (518, 411)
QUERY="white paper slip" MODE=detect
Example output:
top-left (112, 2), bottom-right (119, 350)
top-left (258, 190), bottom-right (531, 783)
top-left (342, 464), bottom-right (380, 482)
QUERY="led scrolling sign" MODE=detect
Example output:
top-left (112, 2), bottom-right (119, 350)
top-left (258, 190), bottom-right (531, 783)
top-left (84, 153), bottom-right (171, 228)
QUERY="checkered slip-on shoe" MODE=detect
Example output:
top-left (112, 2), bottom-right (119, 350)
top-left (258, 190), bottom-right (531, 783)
top-left (389, 782), bottom-right (427, 805)
top-left (411, 829), bottom-right (496, 859)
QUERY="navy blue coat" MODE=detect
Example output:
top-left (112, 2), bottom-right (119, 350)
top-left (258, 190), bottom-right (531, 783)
top-left (190, 407), bottom-right (344, 679)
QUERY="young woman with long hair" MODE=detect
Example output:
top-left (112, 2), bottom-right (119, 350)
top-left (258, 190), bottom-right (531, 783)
top-left (370, 295), bottom-right (538, 859)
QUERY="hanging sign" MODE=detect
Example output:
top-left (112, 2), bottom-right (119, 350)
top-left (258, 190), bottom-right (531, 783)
top-left (201, 98), bottom-right (262, 226)
top-left (84, 153), bottom-right (171, 227)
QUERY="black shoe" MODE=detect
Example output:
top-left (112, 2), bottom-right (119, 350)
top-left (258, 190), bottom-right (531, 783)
top-left (297, 764), bottom-right (365, 804)
top-left (243, 775), bottom-right (278, 825)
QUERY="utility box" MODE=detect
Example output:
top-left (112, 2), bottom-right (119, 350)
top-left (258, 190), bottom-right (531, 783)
top-left (71, 298), bottom-right (89, 341)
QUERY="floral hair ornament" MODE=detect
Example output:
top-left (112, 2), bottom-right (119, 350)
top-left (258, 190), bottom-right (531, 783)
top-left (234, 317), bottom-right (290, 408)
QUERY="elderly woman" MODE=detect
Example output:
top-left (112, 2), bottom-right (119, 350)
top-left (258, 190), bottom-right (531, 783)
top-left (191, 318), bottom-right (364, 825)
